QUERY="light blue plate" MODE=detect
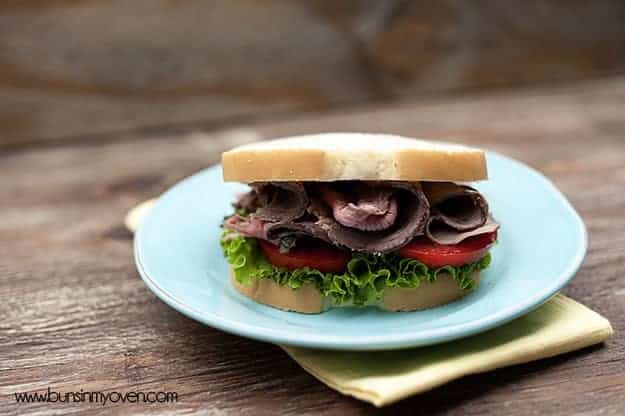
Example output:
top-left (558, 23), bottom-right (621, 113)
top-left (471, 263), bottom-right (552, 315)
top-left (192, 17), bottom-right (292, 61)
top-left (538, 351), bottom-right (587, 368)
top-left (134, 152), bottom-right (586, 351)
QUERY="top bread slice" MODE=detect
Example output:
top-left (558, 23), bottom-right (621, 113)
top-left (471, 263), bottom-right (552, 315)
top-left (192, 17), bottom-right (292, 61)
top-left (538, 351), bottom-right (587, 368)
top-left (222, 133), bottom-right (487, 182)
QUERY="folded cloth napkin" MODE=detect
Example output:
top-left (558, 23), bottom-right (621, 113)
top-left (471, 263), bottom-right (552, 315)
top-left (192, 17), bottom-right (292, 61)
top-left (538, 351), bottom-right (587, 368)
top-left (126, 200), bottom-right (613, 407)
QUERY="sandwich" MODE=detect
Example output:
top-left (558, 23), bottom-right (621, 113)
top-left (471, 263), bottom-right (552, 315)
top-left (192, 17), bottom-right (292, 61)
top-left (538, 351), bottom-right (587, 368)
top-left (220, 133), bottom-right (499, 313)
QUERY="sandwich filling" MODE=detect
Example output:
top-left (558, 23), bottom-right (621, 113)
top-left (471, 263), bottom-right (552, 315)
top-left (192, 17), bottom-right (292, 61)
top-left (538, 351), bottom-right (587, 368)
top-left (221, 181), bottom-right (499, 306)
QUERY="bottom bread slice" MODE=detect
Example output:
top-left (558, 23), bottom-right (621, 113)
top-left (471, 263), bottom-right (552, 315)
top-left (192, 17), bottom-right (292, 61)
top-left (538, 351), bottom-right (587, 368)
top-left (230, 270), bottom-right (480, 313)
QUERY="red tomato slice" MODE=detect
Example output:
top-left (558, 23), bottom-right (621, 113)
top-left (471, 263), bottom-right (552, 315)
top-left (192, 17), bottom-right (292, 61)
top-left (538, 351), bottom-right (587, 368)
top-left (259, 240), bottom-right (350, 273)
top-left (399, 231), bottom-right (497, 268)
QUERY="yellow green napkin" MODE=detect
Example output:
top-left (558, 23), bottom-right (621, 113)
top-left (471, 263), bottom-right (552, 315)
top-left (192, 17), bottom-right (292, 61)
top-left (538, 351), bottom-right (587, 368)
top-left (126, 200), bottom-right (613, 407)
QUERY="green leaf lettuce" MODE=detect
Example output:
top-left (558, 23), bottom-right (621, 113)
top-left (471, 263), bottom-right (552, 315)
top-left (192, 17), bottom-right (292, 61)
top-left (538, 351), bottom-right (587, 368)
top-left (221, 229), bottom-right (492, 306)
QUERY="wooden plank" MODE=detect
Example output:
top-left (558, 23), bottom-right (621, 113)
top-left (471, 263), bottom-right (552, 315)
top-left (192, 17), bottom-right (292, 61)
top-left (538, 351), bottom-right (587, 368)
top-left (1, 1), bottom-right (625, 145)
top-left (1, 78), bottom-right (625, 415)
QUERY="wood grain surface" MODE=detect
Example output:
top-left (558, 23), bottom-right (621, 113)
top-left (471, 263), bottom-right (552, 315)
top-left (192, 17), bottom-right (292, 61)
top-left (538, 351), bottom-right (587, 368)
top-left (1, 77), bottom-right (625, 415)
top-left (1, 0), bottom-right (625, 145)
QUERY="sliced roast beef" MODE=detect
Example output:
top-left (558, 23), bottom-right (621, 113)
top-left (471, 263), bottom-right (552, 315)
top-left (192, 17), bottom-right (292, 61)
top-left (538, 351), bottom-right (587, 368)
top-left (224, 214), bottom-right (330, 251)
top-left (422, 182), bottom-right (488, 231)
top-left (225, 180), bottom-right (497, 252)
top-left (251, 182), bottom-right (308, 222)
top-left (426, 215), bottom-right (500, 245)
top-left (223, 215), bottom-right (266, 240)
top-left (316, 182), bottom-right (430, 253)
top-left (264, 219), bottom-right (332, 251)
top-left (315, 183), bottom-right (399, 231)
top-left (233, 189), bottom-right (259, 213)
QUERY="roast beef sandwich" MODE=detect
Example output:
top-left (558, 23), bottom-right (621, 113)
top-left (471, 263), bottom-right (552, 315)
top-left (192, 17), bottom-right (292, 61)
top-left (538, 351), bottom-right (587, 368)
top-left (220, 133), bottom-right (499, 313)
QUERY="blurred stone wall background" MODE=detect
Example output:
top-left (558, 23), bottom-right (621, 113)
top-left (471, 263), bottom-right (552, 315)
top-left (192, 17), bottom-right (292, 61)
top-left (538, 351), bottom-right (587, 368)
top-left (1, 0), bottom-right (624, 146)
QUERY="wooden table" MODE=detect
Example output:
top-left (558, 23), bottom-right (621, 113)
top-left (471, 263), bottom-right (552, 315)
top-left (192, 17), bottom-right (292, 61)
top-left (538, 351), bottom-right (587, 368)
top-left (2, 78), bottom-right (624, 415)
top-left (3, 1), bottom-right (625, 146)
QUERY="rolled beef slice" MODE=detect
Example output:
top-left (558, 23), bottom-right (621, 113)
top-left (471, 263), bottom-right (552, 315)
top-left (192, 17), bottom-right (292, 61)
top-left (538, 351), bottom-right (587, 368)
top-left (422, 181), bottom-right (499, 244)
top-left (224, 181), bottom-right (498, 252)
top-left (315, 183), bottom-right (399, 231)
top-left (251, 182), bottom-right (309, 222)
top-left (315, 182), bottom-right (429, 253)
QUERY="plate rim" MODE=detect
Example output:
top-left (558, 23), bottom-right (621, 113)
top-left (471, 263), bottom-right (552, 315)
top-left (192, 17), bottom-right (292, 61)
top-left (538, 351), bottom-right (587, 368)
top-left (134, 150), bottom-right (587, 351)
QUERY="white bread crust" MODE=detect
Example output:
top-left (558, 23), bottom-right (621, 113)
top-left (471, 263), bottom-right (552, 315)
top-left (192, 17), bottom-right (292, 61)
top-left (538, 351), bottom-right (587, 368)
top-left (222, 133), bottom-right (487, 182)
